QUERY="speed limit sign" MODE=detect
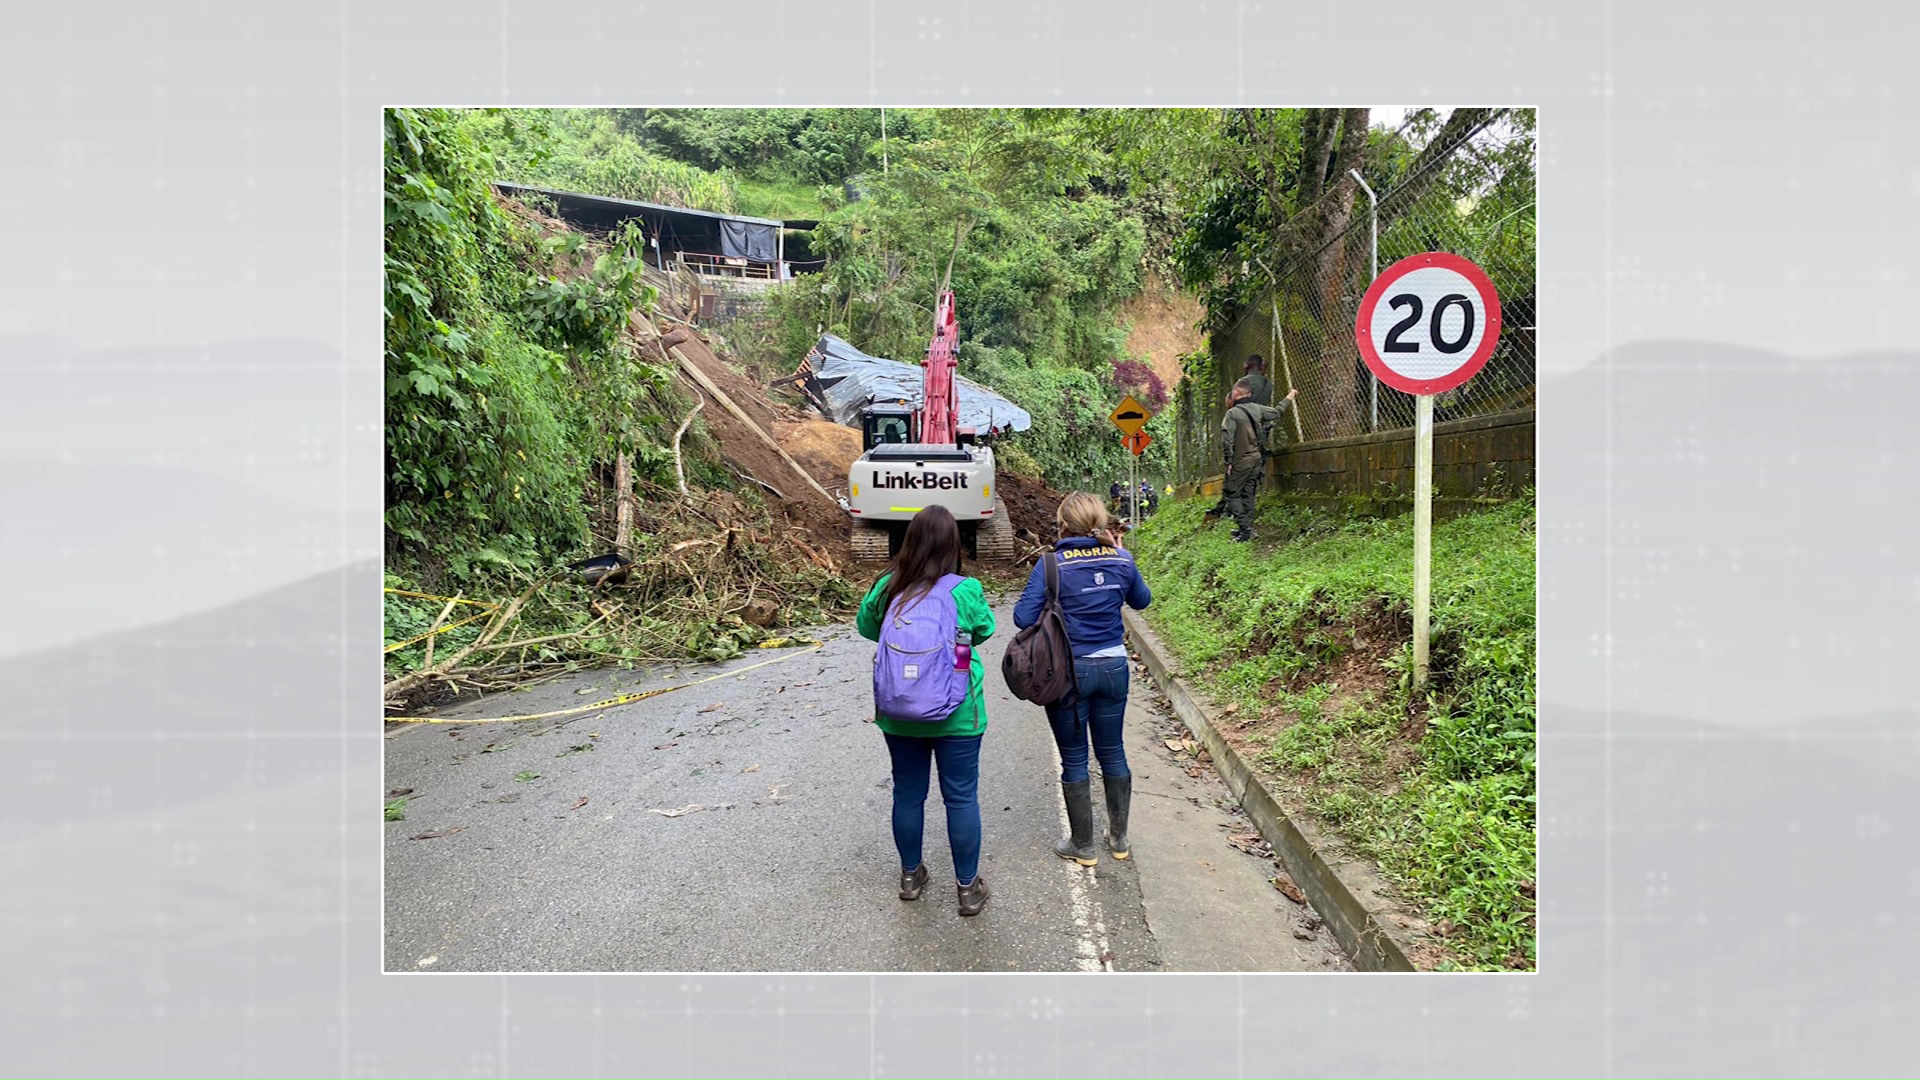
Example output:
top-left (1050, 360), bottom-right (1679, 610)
top-left (1353, 252), bottom-right (1502, 396)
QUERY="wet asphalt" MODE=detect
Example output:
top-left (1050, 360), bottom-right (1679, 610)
top-left (383, 598), bottom-right (1348, 973)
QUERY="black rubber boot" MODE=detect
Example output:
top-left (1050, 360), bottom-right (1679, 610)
top-left (1102, 774), bottom-right (1133, 860)
top-left (956, 874), bottom-right (990, 916)
top-left (1054, 780), bottom-right (1099, 866)
top-left (899, 863), bottom-right (929, 901)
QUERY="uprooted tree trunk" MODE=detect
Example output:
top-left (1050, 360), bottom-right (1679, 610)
top-left (613, 452), bottom-right (634, 556)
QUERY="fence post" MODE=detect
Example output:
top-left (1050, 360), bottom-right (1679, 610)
top-left (1350, 169), bottom-right (1380, 432)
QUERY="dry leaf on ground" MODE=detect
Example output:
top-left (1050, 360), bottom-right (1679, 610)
top-left (409, 827), bottom-right (465, 840)
top-left (1272, 875), bottom-right (1307, 905)
top-left (646, 803), bottom-right (733, 818)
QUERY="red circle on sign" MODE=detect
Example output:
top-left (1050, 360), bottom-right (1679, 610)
top-left (1353, 251), bottom-right (1503, 396)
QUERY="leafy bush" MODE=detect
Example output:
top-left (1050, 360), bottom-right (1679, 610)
top-left (993, 442), bottom-right (1045, 480)
top-left (384, 108), bottom-right (667, 581)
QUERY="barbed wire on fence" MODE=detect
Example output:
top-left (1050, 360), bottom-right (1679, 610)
top-left (1175, 109), bottom-right (1536, 482)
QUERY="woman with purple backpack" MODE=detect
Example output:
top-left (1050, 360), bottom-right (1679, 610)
top-left (1013, 492), bottom-right (1152, 866)
top-left (856, 505), bottom-right (998, 916)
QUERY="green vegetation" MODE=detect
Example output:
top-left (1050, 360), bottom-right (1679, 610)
top-left (1130, 493), bottom-right (1537, 970)
top-left (458, 109), bottom-right (744, 212)
top-left (424, 107), bottom-right (1530, 492)
top-left (1087, 108), bottom-right (1536, 329)
top-left (449, 107), bottom-right (1183, 489)
top-left (383, 108), bottom-right (849, 686)
top-left (384, 107), bottom-right (667, 568)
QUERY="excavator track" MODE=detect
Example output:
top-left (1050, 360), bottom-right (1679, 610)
top-left (850, 519), bottom-right (893, 562)
top-left (975, 498), bottom-right (1016, 562)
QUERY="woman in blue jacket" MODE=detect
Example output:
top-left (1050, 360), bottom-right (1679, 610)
top-left (1012, 491), bottom-right (1152, 865)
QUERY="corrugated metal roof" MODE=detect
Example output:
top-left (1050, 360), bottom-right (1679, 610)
top-left (494, 181), bottom-right (788, 228)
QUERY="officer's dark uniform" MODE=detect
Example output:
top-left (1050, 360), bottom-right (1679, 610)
top-left (1221, 398), bottom-right (1290, 538)
top-left (1242, 370), bottom-right (1273, 407)
top-left (1205, 369), bottom-right (1278, 521)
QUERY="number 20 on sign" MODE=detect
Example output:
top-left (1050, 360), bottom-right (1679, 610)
top-left (1353, 252), bottom-right (1501, 691)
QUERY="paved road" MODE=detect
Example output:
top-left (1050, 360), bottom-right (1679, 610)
top-left (383, 598), bottom-right (1349, 973)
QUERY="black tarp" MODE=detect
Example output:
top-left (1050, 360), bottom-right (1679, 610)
top-left (718, 219), bottom-right (778, 262)
top-left (799, 335), bottom-right (1032, 434)
top-left (493, 182), bottom-right (785, 264)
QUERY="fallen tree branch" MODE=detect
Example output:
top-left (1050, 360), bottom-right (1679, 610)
top-left (383, 576), bottom-right (546, 702)
top-left (671, 387), bottom-right (705, 500)
top-left (420, 594), bottom-right (459, 672)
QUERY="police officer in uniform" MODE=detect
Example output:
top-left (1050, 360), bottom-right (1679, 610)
top-left (1219, 376), bottom-right (1296, 542)
top-left (1241, 354), bottom-right (1274, 408)
top-left (1206, 355), bottom-right (1277, 521)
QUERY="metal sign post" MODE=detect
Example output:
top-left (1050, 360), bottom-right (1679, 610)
top-left (1353, 253), bottom-right (1502, 691)
top-left (1112, 397), bottom-right (1154, 527)
top-left (1412, 393), bottom-right (1433, 685)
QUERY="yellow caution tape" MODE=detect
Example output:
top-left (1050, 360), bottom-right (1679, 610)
top-left (383, 588), bottom-right (501, 654)
top-left (384, 589), bottom-right (495, 608)
top-left (754, 636), bottom-right (822, 649)
top-left (384, 642), bottom-right (824, 724)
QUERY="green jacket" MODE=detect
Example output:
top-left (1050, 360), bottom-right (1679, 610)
top-left (857, 573), bottom-right (997, 738)
top-left (1242, 371), bottom-right (1273, 407)
top-left (1222, 399), bottom-right (1289, 467)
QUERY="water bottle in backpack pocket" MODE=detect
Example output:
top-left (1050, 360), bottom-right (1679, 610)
top-left (873, 574), bottom-right (973, 724)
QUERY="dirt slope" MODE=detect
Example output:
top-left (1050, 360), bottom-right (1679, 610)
top-left (1120, 274), bottom-right (1205, 391)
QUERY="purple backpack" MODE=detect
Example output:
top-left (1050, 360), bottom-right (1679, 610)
top-left (873, 574), bottom-right (971, 724)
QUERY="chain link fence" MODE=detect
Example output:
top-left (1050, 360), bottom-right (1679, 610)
top-left (1176, 110), bottom-right (1536, 482)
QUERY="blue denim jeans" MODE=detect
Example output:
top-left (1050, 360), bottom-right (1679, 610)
top-left (882, 732), bottom-right (983, 884)
top-left (1044, 655), bottom-right (1132, 784)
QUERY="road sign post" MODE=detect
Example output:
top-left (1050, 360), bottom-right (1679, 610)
top-left (1111, 396), bottom-right (1154, 526)
top-left (1353, 252), bottom-right (1501, 692)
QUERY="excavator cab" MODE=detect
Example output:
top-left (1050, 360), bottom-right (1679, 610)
top-left (860, 403), bottom-right (915, 451)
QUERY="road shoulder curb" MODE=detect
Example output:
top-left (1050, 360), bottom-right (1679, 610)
top-left (1123, 607), bottom-right (1422, 972)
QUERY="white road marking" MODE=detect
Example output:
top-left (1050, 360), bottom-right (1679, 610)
top-left (1049, 738), bottom-right (1113, 973)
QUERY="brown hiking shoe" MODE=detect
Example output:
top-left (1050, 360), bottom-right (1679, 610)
top-left (899, 863), bottom-right (929, 901)
top-left (956, 874), bottom-right (990, 916)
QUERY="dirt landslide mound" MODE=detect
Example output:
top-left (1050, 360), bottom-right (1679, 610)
top-left (996, 469), bottom-right (1065, 554)
top-left (773, 416), bottom-right (863, 490)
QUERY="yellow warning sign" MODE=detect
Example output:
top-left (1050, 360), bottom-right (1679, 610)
top-left (1109, 395), bottom-right (1152, 436)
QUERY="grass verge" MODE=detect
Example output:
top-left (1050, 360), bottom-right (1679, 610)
top-left (1129, 491), bottom-right (1537, 970)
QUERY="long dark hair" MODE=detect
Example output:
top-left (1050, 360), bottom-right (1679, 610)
top-left (882, 505), bottom-right (963, 614)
